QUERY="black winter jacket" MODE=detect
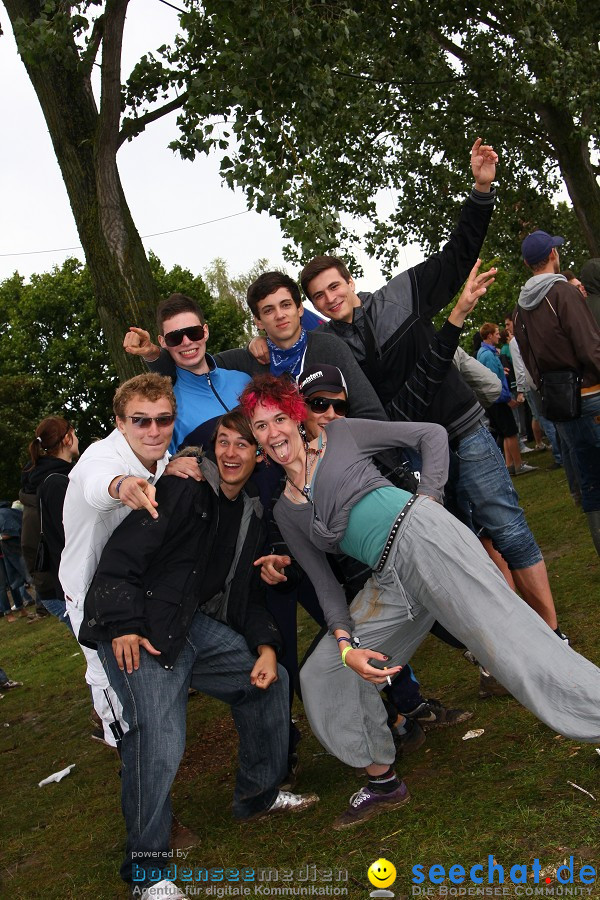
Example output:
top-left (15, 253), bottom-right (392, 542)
top-left (80, 456), bottom-right (281, 669)
top-left (321, 190), bottom-right (495, 440)
top-left (19, 457), bottom-right (72, 600)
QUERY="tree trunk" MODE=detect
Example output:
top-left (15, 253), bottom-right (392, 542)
top-left (3, 0), bottom-right (159, 381)
top-left (535, 103), bottom-right (600, 258)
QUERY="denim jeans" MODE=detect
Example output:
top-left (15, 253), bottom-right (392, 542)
top-left (0, 560), bottom-right (12, 616)
top-left (556, 393), bottom-right (600, 513)
top-left (0, 540), bottom-right (33, 608)
top-left (99, 610), bottom-right (288, 887)
top-left (525, 388), bottom-right (562, 464)
top-left (446, 425), bottom-right (542, 571)
top-left (41, 598), bottom-right (74, 633)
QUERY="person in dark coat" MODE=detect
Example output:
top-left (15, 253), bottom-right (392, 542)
top-left (20, 416), bottom-right (79, 624)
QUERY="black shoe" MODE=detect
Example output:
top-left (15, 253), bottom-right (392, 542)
top-left (478, 669), bottom-right (510, 699)
top-left (390, 715), bottom-right (426, 753)
top-left (402, 698), bottom-right (473, 731)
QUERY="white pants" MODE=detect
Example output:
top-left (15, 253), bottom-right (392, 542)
top-left (67, 597), bottom-right (128, 747)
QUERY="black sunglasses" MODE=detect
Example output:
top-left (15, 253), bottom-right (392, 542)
top-left (306, 397), bottom-right (348, 415)
top-left (163, 325), bottom-right (205, 347)
top-left (122, 414), bottom-right (176, 430)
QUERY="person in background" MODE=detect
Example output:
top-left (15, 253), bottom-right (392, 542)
top-left (561, 269), bottom-right (587, 299)
top-left (20, 417), bottom-right (79, 626)
top-left (0, 666), bottom-right (22, 696)
top-left (477, 324), bottom-right (536, 476)
top-left (579, 260), bottom-right (600, 328)
top-left (515, 231), bottom-right (600, 555)
top-left (0, 501), bottom-right (34, 617)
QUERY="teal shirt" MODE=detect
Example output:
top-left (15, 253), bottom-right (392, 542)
top-left (339, 485), bottom-right (412, 569)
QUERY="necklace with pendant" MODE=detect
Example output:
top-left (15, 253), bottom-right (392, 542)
top-left (285, 437), bottom-right (326, 503)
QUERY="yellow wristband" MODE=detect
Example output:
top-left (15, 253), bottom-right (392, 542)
top-left (341, 646), bottom-right (353, 667)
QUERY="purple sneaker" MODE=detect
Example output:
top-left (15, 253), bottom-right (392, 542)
top-left (333, 781), bottom-right (410, 831)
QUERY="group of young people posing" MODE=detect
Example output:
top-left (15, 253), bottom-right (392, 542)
top-left (31, 139), bottom-right (600, 900)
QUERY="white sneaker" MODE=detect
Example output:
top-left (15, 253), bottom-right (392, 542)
top-left (251, 789), bottom-right (319, 820)
top-left (139, 880), bottom-right (187, 899)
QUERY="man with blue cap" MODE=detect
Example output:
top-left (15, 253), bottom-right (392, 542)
top-left (513, 230), bottom-right (600, 555)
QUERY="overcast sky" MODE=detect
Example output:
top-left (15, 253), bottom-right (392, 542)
top-left (0, 2), bottom-right (422, 294)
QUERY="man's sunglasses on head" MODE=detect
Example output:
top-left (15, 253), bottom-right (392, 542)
top-left (163, 325), bottom-right (205, 347)
top-left (306, 397), bottom-right (348, 415)
top-left (122, 415), bottom-right (176, 429)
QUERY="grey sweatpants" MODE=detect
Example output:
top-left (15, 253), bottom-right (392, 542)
top-left (300, 496), bottom-right (600, 768)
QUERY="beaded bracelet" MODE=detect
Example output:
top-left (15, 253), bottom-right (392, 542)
top-left (115, 474), bottom-right (133, 495)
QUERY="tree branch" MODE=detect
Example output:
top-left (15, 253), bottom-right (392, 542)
top-left (97, 0), bottom-right (129, 156)
top-left (80, 12), bottom-right (104, 79)
top-left (117, 91), bottom-right (189, 147)
top-left (428, 29), bottom-right (473, 66)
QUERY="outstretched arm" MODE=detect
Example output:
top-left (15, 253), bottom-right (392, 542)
top-left (409, 137), bottom-right (497, 319)
top-left (386, 260), bottom-right (496, 422)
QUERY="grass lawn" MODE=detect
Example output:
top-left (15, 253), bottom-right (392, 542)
top-left (1, 448), bottom-right (599, 899)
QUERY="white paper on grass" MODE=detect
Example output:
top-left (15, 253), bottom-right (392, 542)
top-left (38, 764), bottom-right (75, 787)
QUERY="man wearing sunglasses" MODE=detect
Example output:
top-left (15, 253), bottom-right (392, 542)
top-left (124, 293), bottom-right (252, 453)
top-left (59, 373), bottom-right (176, 748)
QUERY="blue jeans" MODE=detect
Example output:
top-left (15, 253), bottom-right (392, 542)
top-left (99, 610), bottom-right (288, 887)
top-left (556, 394), bottom-right (600, 513)
top-left (526, 388), bottom-right (562, 464)
top-left (41, 598), bottom-right (74, 633)
top-left (1, 540), bottom-right (33, 608)
top-left (447, 425), bottom-right (542, 571)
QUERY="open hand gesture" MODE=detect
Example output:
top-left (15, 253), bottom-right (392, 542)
top-left (471, 137), bottom-right (498, 191)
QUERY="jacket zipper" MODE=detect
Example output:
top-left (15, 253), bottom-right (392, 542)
top-left (206, 372), bottom-right (231, 413)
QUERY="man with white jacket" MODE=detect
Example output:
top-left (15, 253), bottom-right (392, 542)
top-left (59, 373), bottom-right (175, 746)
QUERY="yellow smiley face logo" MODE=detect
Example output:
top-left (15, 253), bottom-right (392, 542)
top-left (368, 858), bottom-right (397, 889)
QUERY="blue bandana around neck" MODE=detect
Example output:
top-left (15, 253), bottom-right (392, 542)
top-left (267, 329), bottom-right (308, 379)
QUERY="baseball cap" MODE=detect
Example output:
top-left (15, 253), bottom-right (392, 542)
top-left (521, 230), bottom-right (564, 266)
top-left (298, 364), bottom-right (348, 398)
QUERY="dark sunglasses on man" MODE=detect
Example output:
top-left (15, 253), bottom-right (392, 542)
top-left (163, 325), bottom-right (205, 347)
top-left (122, 414), bottom-right (176, 429)
top-left (306, 397), bottom-right (348, 415)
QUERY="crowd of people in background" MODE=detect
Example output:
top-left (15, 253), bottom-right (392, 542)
top-left (2, 138), bottom-right (600, 900)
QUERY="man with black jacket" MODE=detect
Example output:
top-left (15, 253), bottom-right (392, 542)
top-left (80, 410), bottom-right (318, 900)
top-left (299, 139), bottom-right (563, 641)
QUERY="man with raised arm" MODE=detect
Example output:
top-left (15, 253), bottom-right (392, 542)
top-left (298, 140), bottom-right (566, 651)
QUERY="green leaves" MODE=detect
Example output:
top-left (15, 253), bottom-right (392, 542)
top-left (168, 0), bottom-right (599, 272)
top-left (0, 254), bottom-right (252, 496)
